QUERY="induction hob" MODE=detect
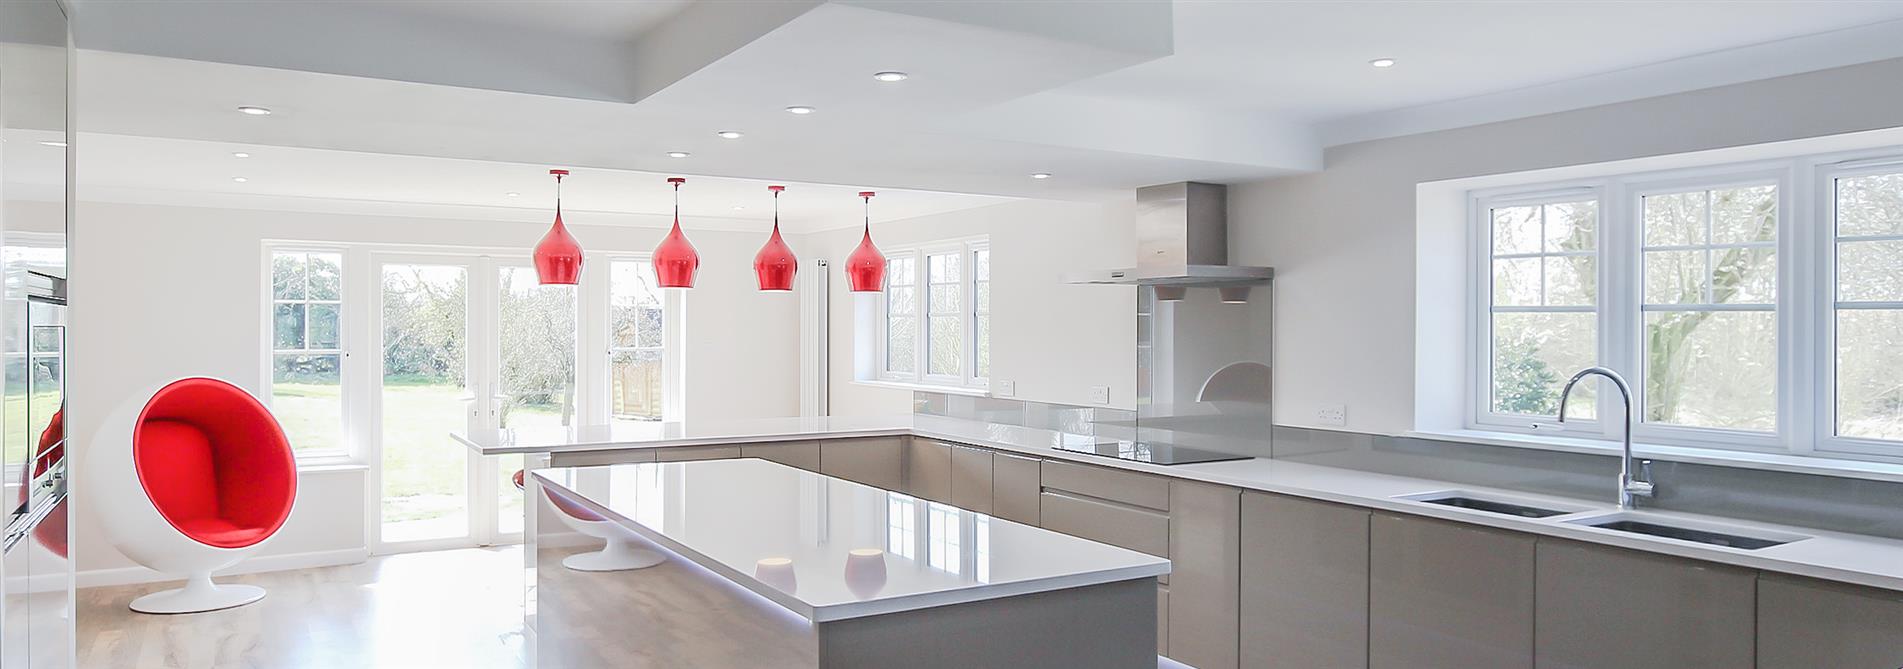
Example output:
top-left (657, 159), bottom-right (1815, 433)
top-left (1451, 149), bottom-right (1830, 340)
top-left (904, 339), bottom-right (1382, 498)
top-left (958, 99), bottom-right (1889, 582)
top-left (1052, 439), bottom-right (1251, 466)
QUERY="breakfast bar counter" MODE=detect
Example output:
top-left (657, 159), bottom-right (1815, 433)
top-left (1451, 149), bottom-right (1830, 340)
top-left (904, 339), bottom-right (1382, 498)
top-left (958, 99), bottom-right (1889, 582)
top-left (526, 458), bottom-right (1169, 668)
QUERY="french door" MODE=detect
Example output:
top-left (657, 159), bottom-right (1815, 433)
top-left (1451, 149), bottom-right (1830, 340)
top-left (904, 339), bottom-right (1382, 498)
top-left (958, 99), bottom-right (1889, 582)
top-left (371, 254), bottom-right (575, 553)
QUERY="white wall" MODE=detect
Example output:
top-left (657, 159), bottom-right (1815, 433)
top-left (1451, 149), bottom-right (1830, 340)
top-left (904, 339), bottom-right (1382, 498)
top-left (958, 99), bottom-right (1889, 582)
top-left (806, 198), bottom-right (1137, 415)
top-left (1228, 56), bottom-right (1903, 434)
top-left (69, 200), bottom-right (799, 579)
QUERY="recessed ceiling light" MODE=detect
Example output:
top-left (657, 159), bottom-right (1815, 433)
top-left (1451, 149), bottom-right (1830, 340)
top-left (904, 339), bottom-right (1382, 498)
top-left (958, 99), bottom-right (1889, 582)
top-left (232, 152), bottom-right (250, 158)
top-left (872, 71), bottom-right (909, 82)
top-left (732, 204), bottom-right (746, 211)
top-left (38, 141), bottom-right (66, 148)
top-left (232, 177), bottom-right (249, 183)
top-left (1031, 173), bottom-right (1053, 179)
top-left (666, 151), bottom-right (691, 158)
top-left (716, 130), bottom-right (743, 139)
top-left (505, 192), bottom-right (520, 198)
top-left (236, 106), bottom-right (273, 116)
top-left (1369, 58), bottom-right (1397, 68)
top-left (784, 105), bottom-right (816, 115)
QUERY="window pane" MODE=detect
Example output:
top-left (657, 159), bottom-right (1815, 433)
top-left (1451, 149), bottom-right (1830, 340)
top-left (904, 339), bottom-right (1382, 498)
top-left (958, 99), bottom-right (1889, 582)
top-left (498, 267), bottom-right (577, 430)
top-left (308, 252), bottom-right (343, 300)
top-left (929, 284), bottom-right (960, 314)
top-left (308, 303), bottom-right (340, 349)
top-left (1542, 201), bottom-right (1597, 252)
top-left (1710, 185), bottom-right (1777, 244)
top-left (1644, 191), bottom-right (1706, 247)
top-left (976, 314), bottom-right (990, 379)
top-left (273, 253), bottom-right (306, 299)
top-left (1491, 205), bottom-right (1539, 255)
top-left (273, 353), bottom-right (342, 451)
top-left (1837, 309), bottom-right (1903, 440)
top-left (888, 286), bottom-right (917, 316)
top-left (274, 302), bottom-right (306, 349)
top-left (975, 280), bottom-right (990, 313)
top-left (928, 315), bottom-right (960, 376)
top-left (974, 249), bottom-right (990, 281)
top-left (928, 253), bottom-right (961, 283)
top-left (888, 257), bottom-right (915, 286)
top-left (1838, 239), bottom-right (1903, 302)
top-left (887, 316), bottom-right (916, 373)
top-left (1711, 247), bottom-right (1775, 304)
top-left (1490, 312), bottom-right (1596, 418)
top-left (1543, 256), bottom-right (1595, 307)
top-left (1491, 258), bottom-right (1540, 307)
top-left (610, 350), bottom-right (664, 422)
top-left (611, 261), bottom-right (662, 349)
top-left (1837, 173), bottom-right (1903, 237)
top-left (1644, 250), bottom-right (1706, 305)
top-left (1643, 310), bottom-right (1776, 431)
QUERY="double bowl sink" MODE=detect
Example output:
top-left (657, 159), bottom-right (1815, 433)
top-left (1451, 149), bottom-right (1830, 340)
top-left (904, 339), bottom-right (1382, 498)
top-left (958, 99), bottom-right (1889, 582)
top-left (1393, 490), bottom-right (1809, 551)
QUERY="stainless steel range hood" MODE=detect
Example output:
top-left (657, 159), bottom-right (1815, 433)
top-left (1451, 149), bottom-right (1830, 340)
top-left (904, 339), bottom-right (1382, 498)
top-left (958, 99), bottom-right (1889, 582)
top-left (1065, 181), bottom-right (1273, 285)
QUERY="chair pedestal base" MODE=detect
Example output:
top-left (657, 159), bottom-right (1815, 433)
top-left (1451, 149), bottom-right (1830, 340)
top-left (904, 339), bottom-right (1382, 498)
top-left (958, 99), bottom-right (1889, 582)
top-left (130, 573), bottom-right (265, 614)
top-left (563, 537), bottom-right (664, 572)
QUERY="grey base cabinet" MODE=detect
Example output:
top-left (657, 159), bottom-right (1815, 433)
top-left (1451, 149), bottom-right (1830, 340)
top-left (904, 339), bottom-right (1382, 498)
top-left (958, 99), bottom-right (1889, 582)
top-left (1369, 513), bottom-right (1534, 669)
top-left (989, 452), bottom-right (1040, 525)
top-left (819, 438), bottom-right (904, 491)
top-left (1534, 539), bottom-right (1755, 669)
top-left (1167, 481), bottom-right (1241, 669)
top-left (902, 439), bottom-right (953, 503)
top-left (1241, 492), bottom-right (1369, 669)
top-left (654, 445), bottom-right (740, 462)
top-left (947, 444), bottom-right (993, 514)
top-left (741, 440), bottom-right (820, 471)
top-left (1758, 573), bottom-right (1903, 668)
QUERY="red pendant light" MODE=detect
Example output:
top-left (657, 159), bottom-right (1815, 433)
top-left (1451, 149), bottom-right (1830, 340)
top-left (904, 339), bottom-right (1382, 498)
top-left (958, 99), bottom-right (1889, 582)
top-left (653, 177), bottom-right (700, 289)
top-left (533, 169), bottom-right (583, 285)
top-left (753, 185), bottom-right (798, 292)
top-left (845, 191), bottom-right (886, 292)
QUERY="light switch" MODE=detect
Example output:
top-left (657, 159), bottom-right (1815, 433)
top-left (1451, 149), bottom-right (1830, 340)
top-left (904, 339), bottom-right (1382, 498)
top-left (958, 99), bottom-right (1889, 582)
top-left (996, 380), bottom-right (1017, 397)
top-left (1089, 386), bottom-right (1111, 405)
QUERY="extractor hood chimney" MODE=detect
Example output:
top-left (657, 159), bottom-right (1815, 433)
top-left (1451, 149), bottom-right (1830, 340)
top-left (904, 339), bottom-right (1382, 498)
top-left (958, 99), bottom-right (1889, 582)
top-left (1065, 181), bottom-right (1274, 286)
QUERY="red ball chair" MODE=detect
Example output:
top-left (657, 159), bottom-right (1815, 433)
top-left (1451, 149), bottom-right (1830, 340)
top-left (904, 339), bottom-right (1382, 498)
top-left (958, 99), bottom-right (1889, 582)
top-left (88, 378), bottom-right (297, 613)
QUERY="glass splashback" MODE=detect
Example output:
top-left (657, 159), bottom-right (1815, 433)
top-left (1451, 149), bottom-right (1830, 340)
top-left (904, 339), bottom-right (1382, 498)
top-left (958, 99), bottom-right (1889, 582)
top-left (1134, 280), bottom-right (1274, 458)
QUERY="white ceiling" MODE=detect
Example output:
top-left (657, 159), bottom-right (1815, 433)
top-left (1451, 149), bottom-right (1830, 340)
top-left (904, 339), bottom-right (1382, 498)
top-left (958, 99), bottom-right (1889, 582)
top-left (62, 0), bottom-right (1903, 210)
top-left (39, 132), bottom-right (1014, 234)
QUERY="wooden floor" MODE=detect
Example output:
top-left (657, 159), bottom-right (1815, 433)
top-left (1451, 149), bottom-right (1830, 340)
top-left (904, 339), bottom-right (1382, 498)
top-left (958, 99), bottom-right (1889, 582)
top-left (78, 547), bottom-right (529, 669)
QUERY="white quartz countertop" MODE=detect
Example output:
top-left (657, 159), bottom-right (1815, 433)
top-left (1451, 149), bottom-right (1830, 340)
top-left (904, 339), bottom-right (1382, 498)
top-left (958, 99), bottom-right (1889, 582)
top-left (530, 459), bottom-right (1170, 622)
top-left (469, 414), bottom-right (1903, 594)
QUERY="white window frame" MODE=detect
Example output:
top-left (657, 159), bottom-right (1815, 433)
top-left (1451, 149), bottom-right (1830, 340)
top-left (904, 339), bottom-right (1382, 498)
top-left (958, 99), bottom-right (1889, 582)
top-left (594, 254), bottom-right (684, 424)
top-left (1463, 151), bottom-right (1903, 462)
top-left (870, 236), bottom-right (990, 392)
top-left (261, 244), bottom-right (357, 463)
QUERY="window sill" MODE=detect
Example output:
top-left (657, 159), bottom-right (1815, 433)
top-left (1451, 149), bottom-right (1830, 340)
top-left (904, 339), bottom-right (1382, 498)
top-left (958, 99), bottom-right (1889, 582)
top-left (296, 461), bottom-right (369, 474)
top-left (852, 379), bottom-right (990, 398)
top-left (1407, 428), bottom-right (1903, 485)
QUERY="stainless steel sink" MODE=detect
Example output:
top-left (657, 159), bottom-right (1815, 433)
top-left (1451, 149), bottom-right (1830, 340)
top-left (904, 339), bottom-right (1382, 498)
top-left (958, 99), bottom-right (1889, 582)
top-left (1395, 490), bottom-right (1588, 519)
top-left (1564, 512), bottom-right (1808, 550)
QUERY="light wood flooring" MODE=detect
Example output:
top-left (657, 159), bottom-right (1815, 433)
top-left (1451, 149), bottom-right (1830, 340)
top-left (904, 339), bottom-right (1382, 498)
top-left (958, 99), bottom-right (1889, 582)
top-left (78, 547), bottom-right (528, 669)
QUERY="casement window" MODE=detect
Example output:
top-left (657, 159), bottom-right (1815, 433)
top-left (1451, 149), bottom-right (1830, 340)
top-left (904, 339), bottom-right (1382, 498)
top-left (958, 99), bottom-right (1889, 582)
top-left (268, 249), bottom-right (348, 455)
top-left (873, 237), bottom-right (990, 390)
top-left (1471, 153), bottom-right (1903, 461)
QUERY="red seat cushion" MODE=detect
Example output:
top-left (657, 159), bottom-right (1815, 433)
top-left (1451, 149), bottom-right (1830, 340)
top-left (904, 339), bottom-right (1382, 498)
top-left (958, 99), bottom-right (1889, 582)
top-left (132, 378), bottom-right (297, 549)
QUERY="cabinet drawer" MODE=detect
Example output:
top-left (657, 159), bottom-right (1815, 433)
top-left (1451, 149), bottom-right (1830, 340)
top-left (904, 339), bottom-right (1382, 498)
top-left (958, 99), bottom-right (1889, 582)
top-left (655, 445), bottom-right (740, 462)
top-left (1038, 491), bottom-right (1169, 557)
top-left (1041, 459), bottom-right (1171, 512)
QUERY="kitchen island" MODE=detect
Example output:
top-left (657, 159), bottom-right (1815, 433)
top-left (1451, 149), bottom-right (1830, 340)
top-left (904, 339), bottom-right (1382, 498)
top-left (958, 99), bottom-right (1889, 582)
top-left (527, 458), bottom-right (1169, 668)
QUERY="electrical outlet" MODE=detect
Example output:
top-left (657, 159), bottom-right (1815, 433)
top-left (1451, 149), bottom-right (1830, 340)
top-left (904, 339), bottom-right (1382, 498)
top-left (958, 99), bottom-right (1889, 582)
top-left (1316, 404), bottom-right (1347, 427)
top-left (995, 380), bottom-right (1017, 397)
top-left (1089, 386), bottom-right (1111, 405)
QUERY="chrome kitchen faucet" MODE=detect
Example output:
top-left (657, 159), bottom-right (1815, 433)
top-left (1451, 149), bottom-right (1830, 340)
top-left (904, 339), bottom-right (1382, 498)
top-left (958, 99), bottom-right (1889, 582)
top-left (1558, 367), bottom-right (1655, 510)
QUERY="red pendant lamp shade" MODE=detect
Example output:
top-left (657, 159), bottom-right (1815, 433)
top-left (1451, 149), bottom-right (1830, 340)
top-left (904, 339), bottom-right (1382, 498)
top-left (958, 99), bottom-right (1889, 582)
top-left (754, 185), bottom-right (798, 291)
top-left (653, 177), bottom-right (700, 289)
top-left (534, 169), bottom-right (584, 285)
top-left (845, 191), bottom-right (887, 292)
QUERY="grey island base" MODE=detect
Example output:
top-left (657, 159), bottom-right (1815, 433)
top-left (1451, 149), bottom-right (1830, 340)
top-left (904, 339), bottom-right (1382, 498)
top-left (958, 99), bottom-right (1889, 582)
top-left (526, 460), bottom-right (1169, 668)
